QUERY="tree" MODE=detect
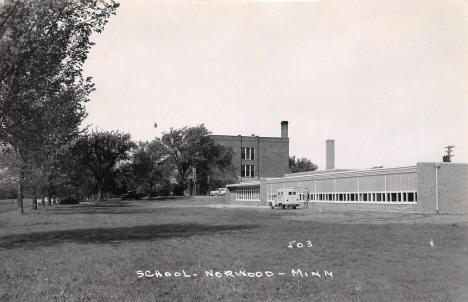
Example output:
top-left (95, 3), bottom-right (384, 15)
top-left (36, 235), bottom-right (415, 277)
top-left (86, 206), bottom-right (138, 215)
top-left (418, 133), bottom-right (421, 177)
top-left (289, 156), bottom-right (318, 173)
top-left (130, 139), bottom-right (171, 199)
top-left (72, 130), bottom-right (136, 201)
top-left (161, 125), bottom-right (235, 195)
top-left (56, 143), bottom-right (97, 202)
top-left (0, 145), bottom-right (19, 198)
top-left (0, 0), bottom-right (119, 212)
top-left (195, 143), bottom-right (236, 195)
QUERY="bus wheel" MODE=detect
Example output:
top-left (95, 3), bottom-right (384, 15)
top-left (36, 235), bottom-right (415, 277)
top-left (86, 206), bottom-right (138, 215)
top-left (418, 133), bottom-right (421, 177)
top-left (293, 206), bottom-right (296, 209)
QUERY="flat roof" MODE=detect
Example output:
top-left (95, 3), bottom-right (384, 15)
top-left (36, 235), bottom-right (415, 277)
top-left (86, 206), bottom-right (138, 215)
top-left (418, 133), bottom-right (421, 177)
top-left (226, 181), bottom-right (260, 188)
top-left (209, 134), bottom-right (287, 140)
top-left (267, 166), bottom-right (417, 182)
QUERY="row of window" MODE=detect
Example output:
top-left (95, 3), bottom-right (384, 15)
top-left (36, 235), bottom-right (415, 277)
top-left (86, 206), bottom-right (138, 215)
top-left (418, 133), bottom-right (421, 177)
top-left (241, 165), bottom-right (255, 178)
top-left (299, 191), bottom-right (417, 203)
top-left (236, 187), bottom-right (260, 201)
top-left (267, 191), bottom-right (418, 203)
top-left (241, 147), bottom-right (255, 160)
top-left (278, 191), bottom-right (296, 196)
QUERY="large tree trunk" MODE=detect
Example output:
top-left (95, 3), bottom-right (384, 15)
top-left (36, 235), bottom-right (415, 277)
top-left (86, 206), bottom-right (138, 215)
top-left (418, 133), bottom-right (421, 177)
top-left (147, 182), bottom-right (152, 200)
top-left (97, 177), bottom-right (107, 201)
top-left (47, 192), bottom-right (52, 206)
top-left (97, 183), bottom-right (103, 201)
top-left (17, 166), bottom-right (24, 214)
top-left (32, 185), bottom-right (37, 210)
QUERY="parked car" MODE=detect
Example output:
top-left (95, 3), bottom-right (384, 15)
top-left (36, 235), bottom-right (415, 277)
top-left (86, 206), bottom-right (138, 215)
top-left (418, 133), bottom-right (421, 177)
top-left (210, 188), bottom-right (227, 196)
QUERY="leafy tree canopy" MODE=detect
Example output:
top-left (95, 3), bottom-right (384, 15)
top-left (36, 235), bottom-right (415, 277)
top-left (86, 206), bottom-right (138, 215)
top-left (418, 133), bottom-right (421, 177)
top-left (71, 130), bottom-right (136, 201)
top-left (0, 0), bottom-right (119, 211)
top-left (161, 125), bottom-right (235, 195)
top-left (130, 139), bottom-right (171, 198)
top-left (289, 156), bottom-right (318, 173)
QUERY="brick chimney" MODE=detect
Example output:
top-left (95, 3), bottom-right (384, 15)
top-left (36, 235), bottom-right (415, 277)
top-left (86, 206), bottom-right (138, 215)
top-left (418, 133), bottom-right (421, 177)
top-left (326, 139), bottom-right (335, 170)
top-left (281, 121), bottom-right (288, 138)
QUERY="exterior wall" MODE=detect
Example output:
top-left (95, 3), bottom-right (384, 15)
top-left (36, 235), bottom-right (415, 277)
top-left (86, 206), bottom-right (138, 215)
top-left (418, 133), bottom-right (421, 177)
top-left (210, 135), bottom-right (289, 181)
top-left (266, 167), bottom-right (417, 195)
top-left (306, 202), bottom-right (418, 212)
top-left (225, 163), bottom-right (468, 213)
top-left (260, 178), bottom-right (268, 205)
top-left (416, 162), bottom-right (468, 213)
top-left (264, 167), bottom-right (419, 210)
top-left (225, 188), bottom-right (237, 204)
top-left (226, 185), bottom-right (262, 205)
top-left (258, 137), bottom-right (289, 178)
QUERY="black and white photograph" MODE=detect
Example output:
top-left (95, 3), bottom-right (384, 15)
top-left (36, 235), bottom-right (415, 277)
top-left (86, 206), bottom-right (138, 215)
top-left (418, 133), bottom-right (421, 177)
top-left (0, 0), bottom-right (467, 301)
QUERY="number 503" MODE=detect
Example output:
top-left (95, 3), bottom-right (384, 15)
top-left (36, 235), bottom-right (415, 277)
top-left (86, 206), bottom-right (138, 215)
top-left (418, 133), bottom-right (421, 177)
top-left (287, 240), bottom-right (312, 248)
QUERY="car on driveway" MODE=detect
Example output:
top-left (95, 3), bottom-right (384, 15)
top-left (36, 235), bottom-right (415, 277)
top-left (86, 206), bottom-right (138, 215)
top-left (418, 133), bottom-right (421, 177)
top-left (210, 188), bottom-right (227, 196)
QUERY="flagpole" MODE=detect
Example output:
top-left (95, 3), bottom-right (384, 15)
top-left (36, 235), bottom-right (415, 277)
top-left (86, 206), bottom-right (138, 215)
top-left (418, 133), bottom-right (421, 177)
top-left (153, 122), bottom-right (157, 139)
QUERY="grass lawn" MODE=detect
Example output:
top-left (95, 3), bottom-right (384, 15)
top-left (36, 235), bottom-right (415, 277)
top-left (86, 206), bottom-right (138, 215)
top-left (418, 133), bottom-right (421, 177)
top-left (1, 198), bottom-right (468, 301)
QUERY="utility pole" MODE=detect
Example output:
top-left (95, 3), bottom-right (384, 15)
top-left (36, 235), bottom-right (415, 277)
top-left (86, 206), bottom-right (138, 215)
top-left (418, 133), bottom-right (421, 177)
top-left (443, 145), bottom-right (455, 162)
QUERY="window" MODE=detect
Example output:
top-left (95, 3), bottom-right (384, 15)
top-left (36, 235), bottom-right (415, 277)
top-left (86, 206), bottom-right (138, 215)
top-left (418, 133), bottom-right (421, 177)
top-left (241, 147), bottom-right (255, 160)
top-left (307, 191), bottom-right (417, 204)
top-left (241, 165), bottom-right (255, 178)
top-left (236, 187), bottom-right (260, 201)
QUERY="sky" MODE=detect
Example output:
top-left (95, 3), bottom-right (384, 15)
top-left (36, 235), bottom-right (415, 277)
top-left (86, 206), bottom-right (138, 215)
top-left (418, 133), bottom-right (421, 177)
top-left (83, 0), bottom-right (468, 170)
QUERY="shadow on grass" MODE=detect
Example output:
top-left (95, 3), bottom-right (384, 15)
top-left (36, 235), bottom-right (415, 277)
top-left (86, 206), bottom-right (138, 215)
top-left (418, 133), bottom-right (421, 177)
top-left (0, 223), bottom-right (258, 249)
top-left (42, 200), bottom-right (154, 215)
top-left (43, 199), bottom-right (213, 215)
top-left (45, 207), bottom-right (176, 215)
